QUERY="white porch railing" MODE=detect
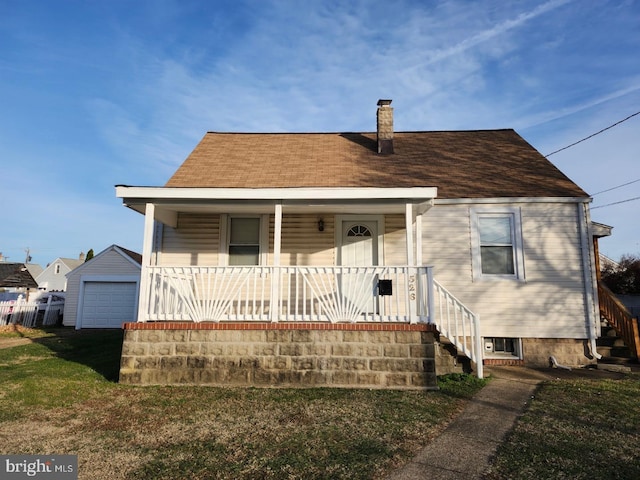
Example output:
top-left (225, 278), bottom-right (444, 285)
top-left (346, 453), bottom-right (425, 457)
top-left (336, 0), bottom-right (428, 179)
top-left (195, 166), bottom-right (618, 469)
top-left (144, 266), bottom-right (431, 323)
top-left (141, 265), bottom-right (483, 376)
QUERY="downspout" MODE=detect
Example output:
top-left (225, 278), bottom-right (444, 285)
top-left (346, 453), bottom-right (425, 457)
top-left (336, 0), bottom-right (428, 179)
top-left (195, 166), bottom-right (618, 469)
top-left (578, 201), bottom-right (602, 360)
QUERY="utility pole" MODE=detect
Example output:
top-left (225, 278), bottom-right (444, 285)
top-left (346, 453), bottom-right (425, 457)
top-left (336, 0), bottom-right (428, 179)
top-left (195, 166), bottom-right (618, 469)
top-left (24, 247), bottom-right (32, 264)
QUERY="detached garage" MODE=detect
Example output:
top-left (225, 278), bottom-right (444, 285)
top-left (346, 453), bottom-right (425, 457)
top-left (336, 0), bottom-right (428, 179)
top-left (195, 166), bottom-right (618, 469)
top-left (65, 245), bottom-right (142, 329)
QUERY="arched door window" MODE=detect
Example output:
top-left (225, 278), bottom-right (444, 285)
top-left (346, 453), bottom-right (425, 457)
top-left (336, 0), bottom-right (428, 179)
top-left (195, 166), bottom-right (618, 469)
top-left (346, 225), bottom-right (372, 237)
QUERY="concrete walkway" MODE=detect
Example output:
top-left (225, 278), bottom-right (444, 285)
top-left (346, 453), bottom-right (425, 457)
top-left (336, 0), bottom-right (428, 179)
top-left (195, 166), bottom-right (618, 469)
top-left (386, 366), bottom-right (551, 480)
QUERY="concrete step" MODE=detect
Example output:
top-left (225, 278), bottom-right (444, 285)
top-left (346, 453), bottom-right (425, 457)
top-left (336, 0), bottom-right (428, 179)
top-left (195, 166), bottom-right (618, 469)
top-left (596, 345), bottom-right (632, 359)
top-left (597, 362), bottom-right (633, 374)
top-left (597, 336), bottom-right (628, 348)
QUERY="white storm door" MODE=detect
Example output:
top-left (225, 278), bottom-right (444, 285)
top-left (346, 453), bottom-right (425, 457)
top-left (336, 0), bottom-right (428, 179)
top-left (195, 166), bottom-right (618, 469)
top-left (339, 219), bottom-right (379, 315)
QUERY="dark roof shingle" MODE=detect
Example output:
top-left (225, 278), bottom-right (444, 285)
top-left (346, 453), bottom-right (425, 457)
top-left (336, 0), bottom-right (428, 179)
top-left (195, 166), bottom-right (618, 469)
top-left (0, 263), bottom-right (39, 289)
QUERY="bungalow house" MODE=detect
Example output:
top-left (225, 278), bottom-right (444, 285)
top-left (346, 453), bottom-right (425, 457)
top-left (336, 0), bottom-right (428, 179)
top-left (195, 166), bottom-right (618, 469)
top-left (116, 99), bottom-right (617, 389)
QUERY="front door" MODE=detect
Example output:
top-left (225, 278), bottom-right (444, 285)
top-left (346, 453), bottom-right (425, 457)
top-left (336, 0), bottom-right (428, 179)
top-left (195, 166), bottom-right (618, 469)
top-left (341, 221), bottom-right (378, 267)
top-left (339, 218), bottom-right (380, 315)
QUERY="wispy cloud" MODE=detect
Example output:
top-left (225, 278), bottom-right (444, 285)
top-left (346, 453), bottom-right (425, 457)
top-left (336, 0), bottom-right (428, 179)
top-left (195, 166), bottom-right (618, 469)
top-left (408, 0), bottom-right (573, 70)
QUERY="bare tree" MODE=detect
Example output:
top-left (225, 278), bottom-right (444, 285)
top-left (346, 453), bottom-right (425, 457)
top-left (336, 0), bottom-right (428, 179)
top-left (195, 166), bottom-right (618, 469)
top-left (601, 254), bottom-right (640, 294)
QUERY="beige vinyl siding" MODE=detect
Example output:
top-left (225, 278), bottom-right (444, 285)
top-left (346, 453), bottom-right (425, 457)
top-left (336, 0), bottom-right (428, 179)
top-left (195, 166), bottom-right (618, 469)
top-left (160, 213), bottom-right (335, 267)
top-left (64, 248), bottom-right (141, 327)
top-left (383, 214), bottom-right (407, 265)
top-left (423, 202), bottom-right (590, 339)
top-left (271, 214), bottom-right (335, 266)
top-left (160, 213), bottom-right (220, 266)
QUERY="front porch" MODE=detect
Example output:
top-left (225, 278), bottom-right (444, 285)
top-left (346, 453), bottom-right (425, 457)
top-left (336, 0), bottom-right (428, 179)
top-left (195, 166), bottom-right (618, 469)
top-left (117, 186), bottom-right (484, 385)
top-left (121, 264), bottom-right (484, 387)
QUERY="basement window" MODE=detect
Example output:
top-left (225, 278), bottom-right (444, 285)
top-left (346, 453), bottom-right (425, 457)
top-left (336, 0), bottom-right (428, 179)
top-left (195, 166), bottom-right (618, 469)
top-left (484, 337), bottom-right (521, 358)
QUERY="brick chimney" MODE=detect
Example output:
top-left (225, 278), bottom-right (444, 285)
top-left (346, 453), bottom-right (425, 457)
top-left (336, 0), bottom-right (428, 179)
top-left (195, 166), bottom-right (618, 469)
top-left (376, 99), bottom-right (394, 154)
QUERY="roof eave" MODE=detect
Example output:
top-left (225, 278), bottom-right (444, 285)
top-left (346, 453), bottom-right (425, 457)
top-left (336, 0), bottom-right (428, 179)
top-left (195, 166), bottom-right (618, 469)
top-left (116, 185), bottom-right (438, 202)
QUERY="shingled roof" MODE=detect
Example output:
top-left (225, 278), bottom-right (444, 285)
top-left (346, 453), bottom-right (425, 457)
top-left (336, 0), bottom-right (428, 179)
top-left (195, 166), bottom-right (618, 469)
top-left (0, 263), bottom-right (38, 289)
top-left (165, 129), bottom-right (587, 199)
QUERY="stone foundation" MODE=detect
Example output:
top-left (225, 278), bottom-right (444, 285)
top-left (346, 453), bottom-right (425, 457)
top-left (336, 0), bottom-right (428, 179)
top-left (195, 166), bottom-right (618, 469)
top-left (521, 338), bottom-right (596, 368)
top-left (120, 322), bottom-right (439, 390)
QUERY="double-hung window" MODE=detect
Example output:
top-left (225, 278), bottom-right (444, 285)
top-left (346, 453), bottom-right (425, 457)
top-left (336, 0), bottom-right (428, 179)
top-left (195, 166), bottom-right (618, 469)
top-left (228, 217), bottom-right (261, 266)
top-left (471, 207), bottom-right (524, 280)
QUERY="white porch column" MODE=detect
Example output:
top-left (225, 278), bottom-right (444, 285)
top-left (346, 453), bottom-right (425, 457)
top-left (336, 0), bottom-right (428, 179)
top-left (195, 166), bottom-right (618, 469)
top-left (137, 202), bottom-right (155, 323)
top-left (415, 211), bottom-right (423, 266)
top-left (271, 203), bottom-right (283, 321)
top-left (273, 203), bottom-right (282, 266)
top-left (405, 203), bottom-right (415, 266)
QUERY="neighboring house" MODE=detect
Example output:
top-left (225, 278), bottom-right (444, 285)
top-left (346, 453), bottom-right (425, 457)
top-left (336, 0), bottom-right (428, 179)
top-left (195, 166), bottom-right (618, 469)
top-left (36, 255), bottom-right (85, 292)
top-left (65, 245), bottom-right (142, 329)
top-left (115, 99), bottom-right (612, 389)
top-left (25, 263), bottom-right (44, 282)
top-left (0, 263), bottom-right (39, 300)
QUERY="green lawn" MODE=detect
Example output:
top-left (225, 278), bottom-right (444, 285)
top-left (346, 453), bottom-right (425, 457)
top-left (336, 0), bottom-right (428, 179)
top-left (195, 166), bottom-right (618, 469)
top-left (0, 327), bottom-right (486, 480)
top-left (484, 376), bottom-right (640, 480)
top-left (5, 327), bottom-right (636, 479)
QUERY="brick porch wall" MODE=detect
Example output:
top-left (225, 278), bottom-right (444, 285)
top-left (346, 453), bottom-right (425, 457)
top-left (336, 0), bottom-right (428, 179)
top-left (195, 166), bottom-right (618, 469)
top-left (119, 322), bottom-right (442, 390)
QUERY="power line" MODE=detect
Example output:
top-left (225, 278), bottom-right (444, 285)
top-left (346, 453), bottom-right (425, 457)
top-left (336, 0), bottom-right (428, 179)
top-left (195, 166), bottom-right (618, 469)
top-left (545, 110), bottom-right (640, 157)
top-left (592, 177), bottom-right (640, 196)
top-left (591, 195), bottom-right (640, 210)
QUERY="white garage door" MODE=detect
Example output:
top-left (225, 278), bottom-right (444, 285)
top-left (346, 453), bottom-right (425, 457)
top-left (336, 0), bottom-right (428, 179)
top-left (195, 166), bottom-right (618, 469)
top-left (80, 281), bottom-right (137, 328)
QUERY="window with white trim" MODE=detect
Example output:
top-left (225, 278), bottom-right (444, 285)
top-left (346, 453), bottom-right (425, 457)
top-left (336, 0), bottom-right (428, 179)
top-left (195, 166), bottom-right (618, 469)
top-left (471, 207), bottom-right (524, 280)
top-left (228, 217), bottom-right (261, 265)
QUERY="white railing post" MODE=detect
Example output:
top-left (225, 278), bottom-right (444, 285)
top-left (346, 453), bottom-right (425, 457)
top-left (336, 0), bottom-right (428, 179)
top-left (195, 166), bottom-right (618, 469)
top-left (406, 267), bottom-right (417, 324)
top-left (426, 266), bottom-right (435, 324)
top-left (270, 267), bottom-right (280, 322)
top-left (474, 313), bottom-right (484, 379)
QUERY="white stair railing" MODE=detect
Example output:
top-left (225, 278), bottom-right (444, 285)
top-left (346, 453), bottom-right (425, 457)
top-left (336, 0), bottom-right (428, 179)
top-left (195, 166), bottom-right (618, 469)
top-left (431, 280), bottom-right (483, 378)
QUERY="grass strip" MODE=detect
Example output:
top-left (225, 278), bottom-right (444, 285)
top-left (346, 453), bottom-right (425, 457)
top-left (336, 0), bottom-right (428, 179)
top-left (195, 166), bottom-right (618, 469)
top-left (485, 377), bottom-right (640, 480)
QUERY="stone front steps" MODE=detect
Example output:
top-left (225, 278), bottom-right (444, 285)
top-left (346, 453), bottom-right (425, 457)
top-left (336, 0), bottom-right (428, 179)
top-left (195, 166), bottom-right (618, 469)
top-left (597, 323), bottom-right (638, 371)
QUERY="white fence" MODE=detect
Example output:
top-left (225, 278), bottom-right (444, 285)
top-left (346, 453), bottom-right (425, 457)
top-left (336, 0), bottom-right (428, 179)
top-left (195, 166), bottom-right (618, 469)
top-left (0, 297), bottom-right (65, 328)
top-left (42, 299), bottom-right (65, 326)
top-left (0, 298), bottom-right (39, 327)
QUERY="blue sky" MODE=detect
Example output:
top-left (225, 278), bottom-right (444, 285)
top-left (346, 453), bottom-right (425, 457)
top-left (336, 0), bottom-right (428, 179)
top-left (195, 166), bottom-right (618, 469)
top-left (1, 0), bottom-right (639, 267)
